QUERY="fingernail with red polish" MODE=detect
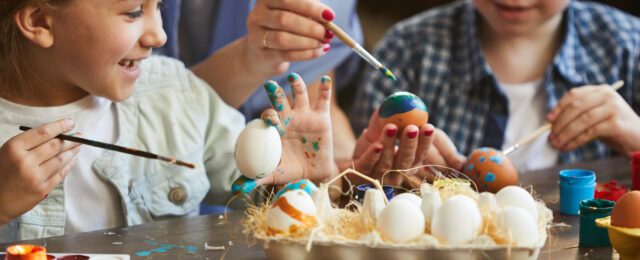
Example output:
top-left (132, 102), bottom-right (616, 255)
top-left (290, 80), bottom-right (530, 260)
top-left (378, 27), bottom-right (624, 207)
top-left (324, 29), bottom-right (334, 39)
top-left (323, 44), bottom-right (331, 52)
top-left (425, 129), bottom-right (434, 136)
top-left (407, 130), bottom-right (418, 139)
top-left (322, 9), bottom-right (335, 21)
top-left (374, 147), bottom-right (382, 153)
top-left (386, 128), bottom-right (397, 138)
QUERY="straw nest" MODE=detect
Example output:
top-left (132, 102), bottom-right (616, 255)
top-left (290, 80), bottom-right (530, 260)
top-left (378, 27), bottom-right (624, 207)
top-left (242, 166), bottom-right (554, 251)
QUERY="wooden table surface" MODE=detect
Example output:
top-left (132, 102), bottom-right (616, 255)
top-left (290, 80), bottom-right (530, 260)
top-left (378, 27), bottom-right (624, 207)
top-left (0, 157), bottom-right (633, 259)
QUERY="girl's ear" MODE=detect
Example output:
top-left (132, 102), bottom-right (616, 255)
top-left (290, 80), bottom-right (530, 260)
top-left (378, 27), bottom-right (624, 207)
top-left (14, 4), bottom-right (55, 48)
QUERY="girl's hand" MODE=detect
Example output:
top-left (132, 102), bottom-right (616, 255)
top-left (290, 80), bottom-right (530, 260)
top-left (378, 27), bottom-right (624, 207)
top-left (350, 109), bottom-right (436, 187)
top-left (547, 84), bottom-right (640, 157)
top-left (244, 0), bottom-right (334, 77)
top-left (256, 73), bottom-right (338, 186)
top-left (0, 119), bottom-right (80, 226)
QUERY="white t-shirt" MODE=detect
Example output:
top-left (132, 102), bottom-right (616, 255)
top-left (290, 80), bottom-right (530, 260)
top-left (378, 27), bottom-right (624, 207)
top-left (499, 80), bottom-right (559, 172)
top-left (0, 95), bottom-right (124, 233)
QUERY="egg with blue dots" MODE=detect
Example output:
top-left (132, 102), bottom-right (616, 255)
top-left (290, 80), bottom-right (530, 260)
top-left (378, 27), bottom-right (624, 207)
top-left (463, 147), bottom-right (518, 193)
top-left (378, 92), bottom-right (429, 133)
top-left (234, 119), bottom-right (282, 179)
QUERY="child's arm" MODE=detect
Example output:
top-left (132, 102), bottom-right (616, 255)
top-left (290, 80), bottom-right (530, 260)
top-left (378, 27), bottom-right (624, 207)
top-left (0, 119), bottom-right (80, 226)
top-left (547, 83), bottom-right (640, 157)
top-left (255, 74), bottom-right (339, 186)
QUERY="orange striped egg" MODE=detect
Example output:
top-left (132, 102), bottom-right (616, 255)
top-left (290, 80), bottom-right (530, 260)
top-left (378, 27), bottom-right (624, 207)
top-left (266, 189), bottom-right (317, 236)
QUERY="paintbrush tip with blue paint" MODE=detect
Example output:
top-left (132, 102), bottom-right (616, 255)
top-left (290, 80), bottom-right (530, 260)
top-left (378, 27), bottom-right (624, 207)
top-left (379, 67), bottom-right (397, 81)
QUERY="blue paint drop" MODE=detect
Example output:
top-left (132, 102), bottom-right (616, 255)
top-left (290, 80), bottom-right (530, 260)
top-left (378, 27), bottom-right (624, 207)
top-left (490, 155), bottom-right (504, 164)
top-left (467, 163), bottom-right (474, 171)
top-left (135, 240), bottom-right (197, 257)
top-left (479, 156), bottom-right (486, 163)
top-left (484, 172), bottom-right (496, 183)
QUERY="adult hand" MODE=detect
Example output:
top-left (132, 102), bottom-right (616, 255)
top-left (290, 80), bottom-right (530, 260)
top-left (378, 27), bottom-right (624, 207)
top-left (548, 84), bottom-right (640, 157)
top-left (245, 0), bottom-right (334, 77)
top-left (350, 109), bottom-right (436, 187)
top-left (256, 73), bottom-right (338, 186)
top-left (0, 119), bottom-right (80, 226)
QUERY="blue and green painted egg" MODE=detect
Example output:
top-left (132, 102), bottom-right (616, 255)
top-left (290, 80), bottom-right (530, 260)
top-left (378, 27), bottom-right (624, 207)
top-left (378, 92), bottom-right (429, 133)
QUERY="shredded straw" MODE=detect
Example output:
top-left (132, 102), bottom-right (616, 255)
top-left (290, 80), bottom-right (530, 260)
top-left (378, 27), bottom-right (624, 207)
top-left (241, 166), bottom-right (555, 252)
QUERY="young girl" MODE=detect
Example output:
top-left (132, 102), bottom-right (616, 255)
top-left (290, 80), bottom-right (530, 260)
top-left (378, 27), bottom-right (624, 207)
top-left (352, 0), bottom-right (640, 176)
top-left (0, 0), bottom-right (337, 242)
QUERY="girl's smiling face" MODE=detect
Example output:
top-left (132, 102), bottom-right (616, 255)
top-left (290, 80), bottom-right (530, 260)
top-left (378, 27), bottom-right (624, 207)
top-left (18, 0), bottom-right (166, 105)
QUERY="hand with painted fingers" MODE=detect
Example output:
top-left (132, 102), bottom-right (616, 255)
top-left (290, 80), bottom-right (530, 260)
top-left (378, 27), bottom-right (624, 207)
top-left (349, 109), bottom-right (436, 187)
top-left (245, 0), bottom-right (334, 77)
top-left (254, 73), bottom-right (338, 187)
top-left (405, 128), bottom-right (467, 188)
top-left (0, 119), bottom-right (81, 227)
top-left (547, 84), bottom-right (640, 157)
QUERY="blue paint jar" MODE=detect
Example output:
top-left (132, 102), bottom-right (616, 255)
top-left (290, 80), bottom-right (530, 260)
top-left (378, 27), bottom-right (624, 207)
top-left (354, 184), bottom-right (394, 203)
top-left (559, 169), bottom-right (596, 215)
top-left (579, 199), bottom-right (614, 247)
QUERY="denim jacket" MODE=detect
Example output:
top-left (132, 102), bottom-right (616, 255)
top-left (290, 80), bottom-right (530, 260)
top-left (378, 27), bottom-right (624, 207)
top-left (0, 56), bottom-right (245, 242)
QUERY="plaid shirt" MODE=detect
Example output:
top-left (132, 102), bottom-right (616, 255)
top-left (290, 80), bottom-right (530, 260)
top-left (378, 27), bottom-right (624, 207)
top-left (351, 0), bottom-right (640, 164)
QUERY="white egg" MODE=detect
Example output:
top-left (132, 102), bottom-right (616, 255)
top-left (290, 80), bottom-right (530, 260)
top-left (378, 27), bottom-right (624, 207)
top-left (376, 199), bottom-right (425, 243)
top-left (266, 190), bottom-right (317, 235)
top-left (431, 195), bottom-right (481, 245)
top-left (420, 189), bottom-right (441, 226)
top-left (496, 207), bottom-right (539, 247)
top-left (495, 186), bottom-right (538, 222)
top-left (362, 188), bottom-right (386, 221)
top-left (234, 119), bottom-right (282, 179)
top-left (392, 192), bottom-right (422, 207)
top-left (478, 192), bottom-right (499, 212)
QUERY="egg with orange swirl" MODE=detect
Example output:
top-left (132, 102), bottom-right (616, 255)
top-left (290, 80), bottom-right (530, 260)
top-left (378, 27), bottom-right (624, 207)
top-left (378, 92), bottom-right (429, 133)
top-left (266, 189), bottom-right (317, 236)
top-left (5, 244), bottom-right (47, 260)
top-left (463, 147), bottom-right (518, 193)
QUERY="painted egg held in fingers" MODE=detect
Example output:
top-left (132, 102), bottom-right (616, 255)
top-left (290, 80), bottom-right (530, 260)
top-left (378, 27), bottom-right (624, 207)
top-left (378, 92), bottom-right (429, 133)
top-left (463, 147), bottom-right (518, 193)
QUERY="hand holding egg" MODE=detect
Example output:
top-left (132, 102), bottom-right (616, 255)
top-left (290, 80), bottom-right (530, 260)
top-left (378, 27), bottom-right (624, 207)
top-left (351, 92), bottom-right (436, 186)
top-left (232, 74), bottom-right (338, 194)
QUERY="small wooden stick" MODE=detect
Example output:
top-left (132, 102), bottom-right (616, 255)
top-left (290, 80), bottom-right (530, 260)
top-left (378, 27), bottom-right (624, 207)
top-left (502, 80), bottom-right (624, 155)
top-left (326, 168), bottom-right (388, 204)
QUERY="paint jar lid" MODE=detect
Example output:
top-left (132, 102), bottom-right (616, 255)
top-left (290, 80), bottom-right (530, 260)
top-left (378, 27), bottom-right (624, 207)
top-left (560, 169), bottom-right (596, 186)
top-left (595, 180), bottom-right (628, 202)
top-left (580, 198), bottom-right (615, 215)
top-left (354, 184), bottom-right (394, 203)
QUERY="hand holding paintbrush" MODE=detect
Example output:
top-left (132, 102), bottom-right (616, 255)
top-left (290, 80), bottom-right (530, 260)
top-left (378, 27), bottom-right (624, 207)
top-left (503, 80), bottom-right (625, 155)
top-left (322, 21), bottom-right (397, 81)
